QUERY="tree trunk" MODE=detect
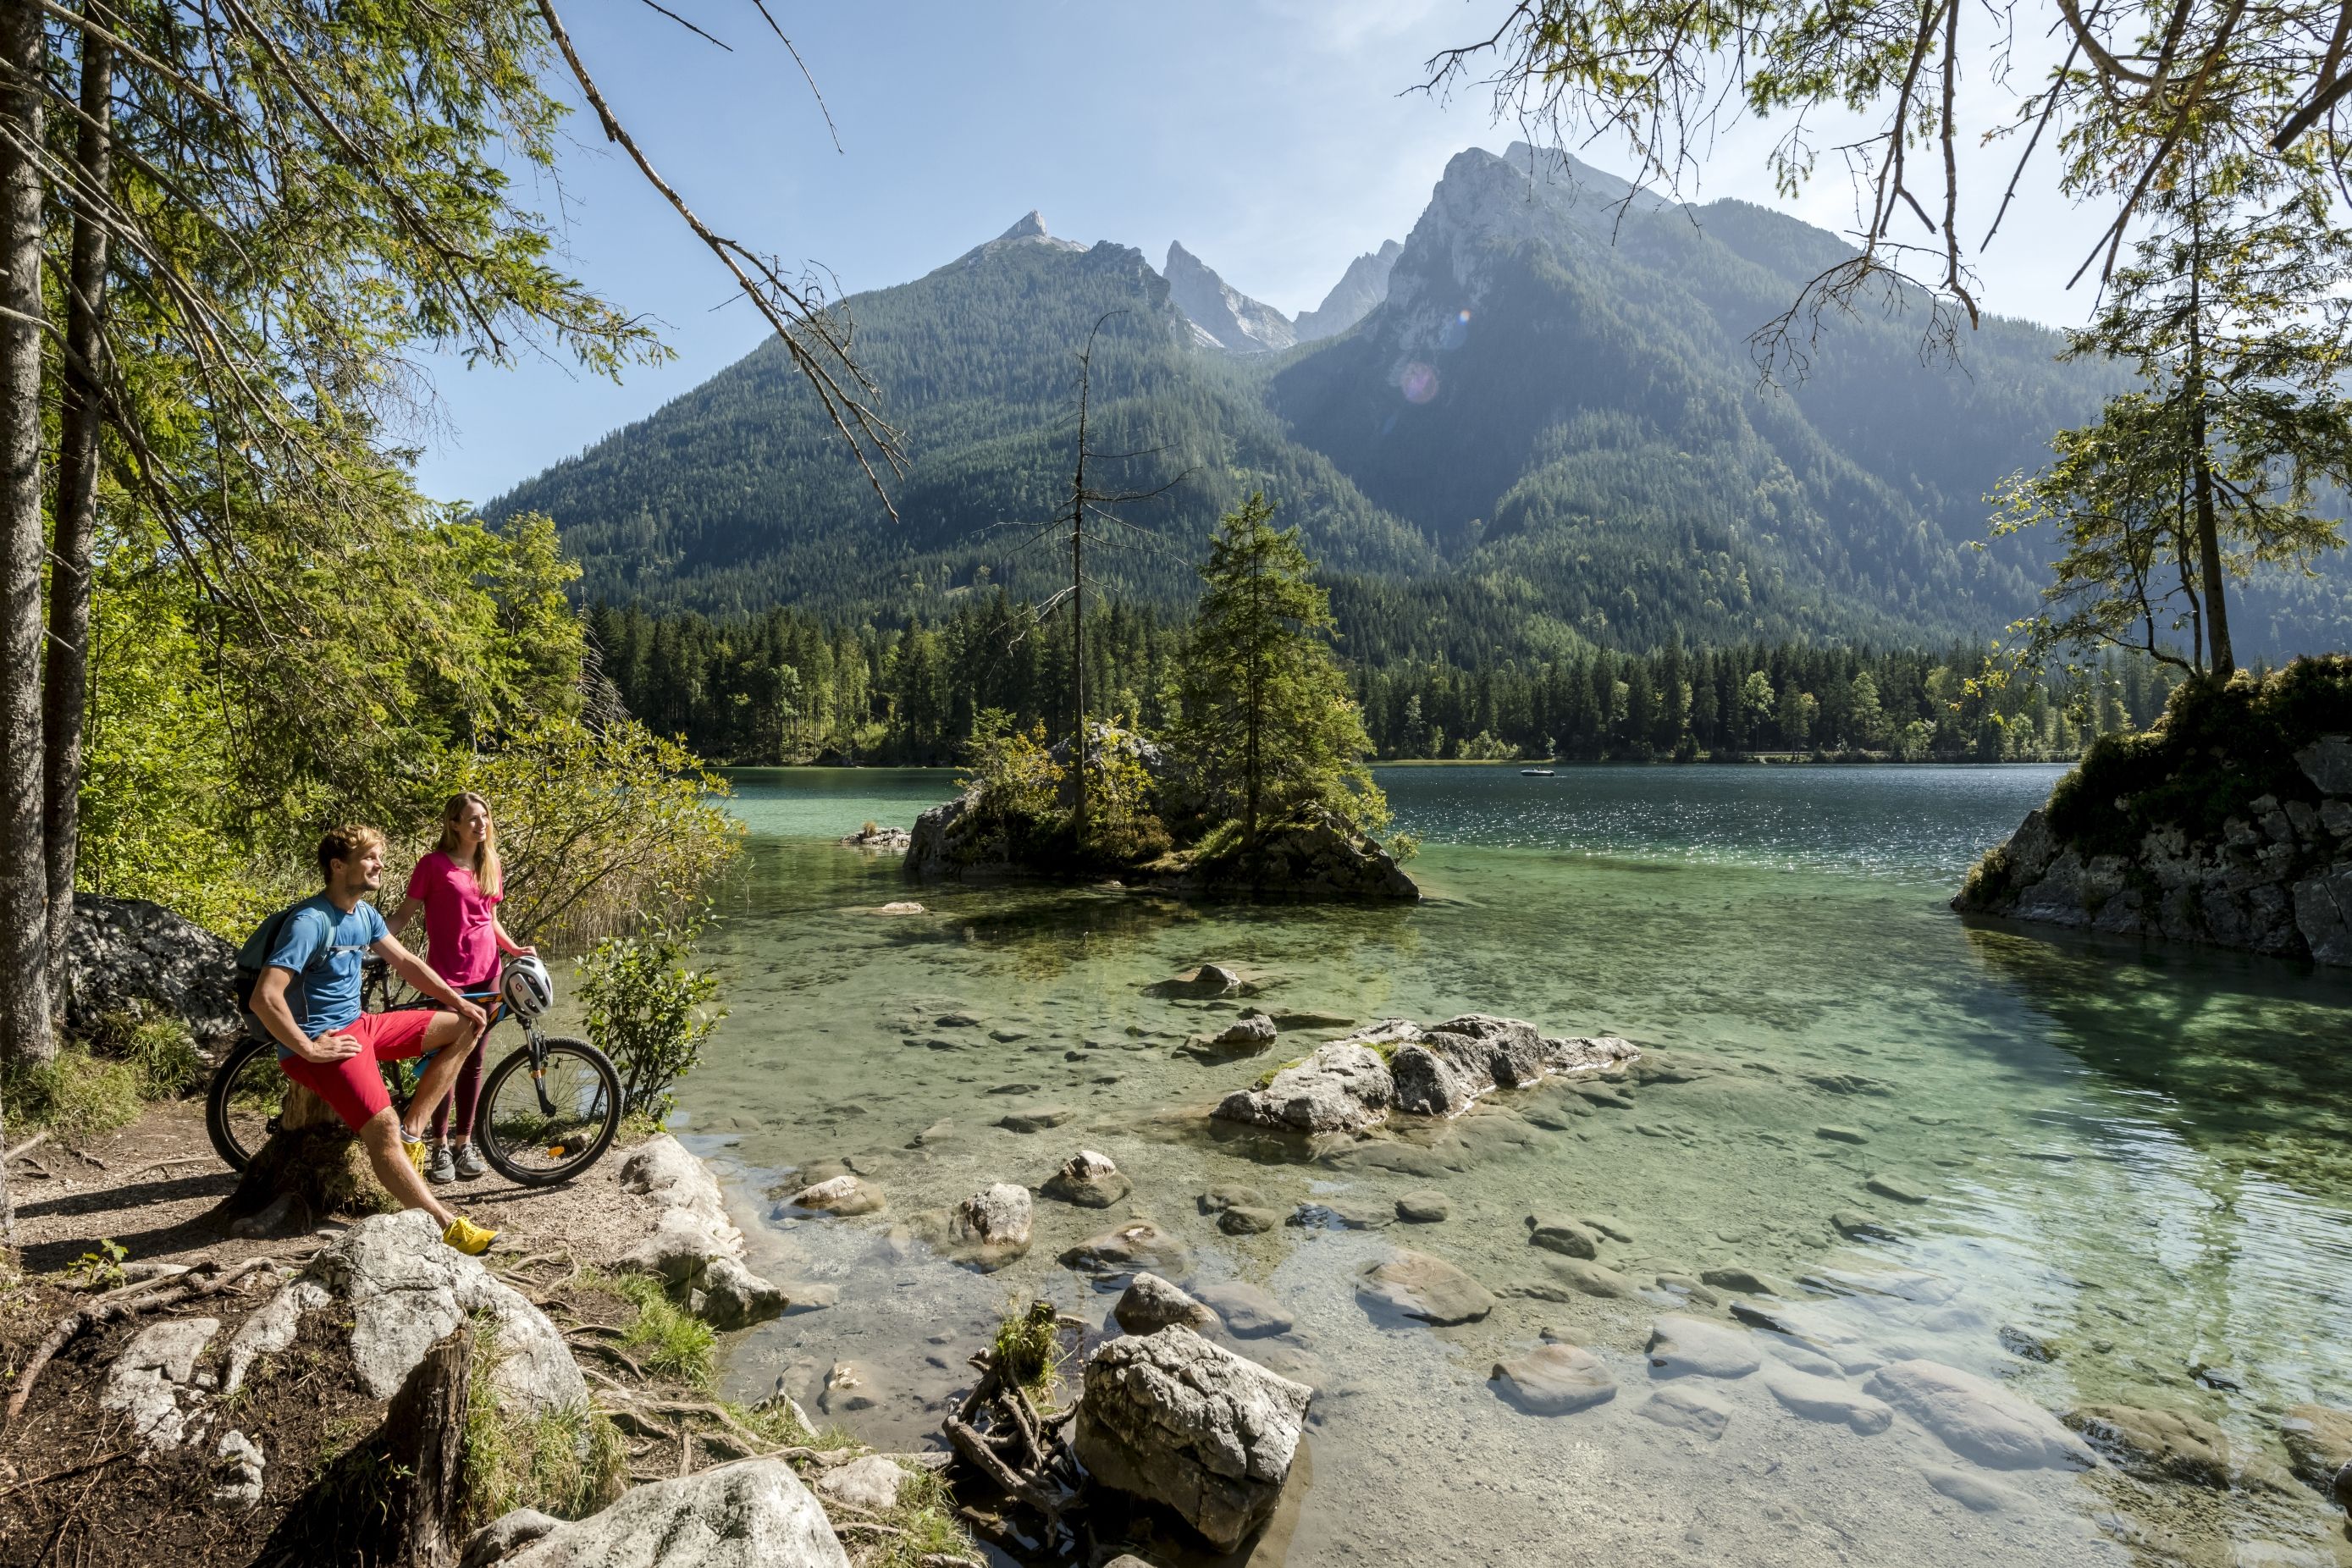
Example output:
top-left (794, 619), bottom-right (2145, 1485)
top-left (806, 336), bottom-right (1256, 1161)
top-left (208, 1083), bottom-right (386, 1231)
top-left (2184, 206), bottom-right (2233, 682)
top-left (0, 0), bottom-right (52, 1067)
top-left (260, 1324), bottom-right (475, 1568)
top-left (378, 1325), bottom-right (474, 1568)
top-left (45, 25), bottom-right (113, 1013)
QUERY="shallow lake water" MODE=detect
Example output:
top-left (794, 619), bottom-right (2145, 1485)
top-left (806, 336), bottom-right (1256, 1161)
top-left (676, 764), bottom-right (2352, 1568)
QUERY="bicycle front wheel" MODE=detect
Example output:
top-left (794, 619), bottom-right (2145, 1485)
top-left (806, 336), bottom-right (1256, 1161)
top-left (476, 1036), bottom-right (622, 1187)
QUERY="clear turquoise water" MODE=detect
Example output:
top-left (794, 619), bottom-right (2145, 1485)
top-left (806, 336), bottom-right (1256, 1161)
top-left (682, 765), bottom-right (2352, 1567)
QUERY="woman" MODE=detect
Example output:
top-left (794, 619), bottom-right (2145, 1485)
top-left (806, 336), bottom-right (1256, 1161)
top-left (391, 792), bottom-right (532, 1184)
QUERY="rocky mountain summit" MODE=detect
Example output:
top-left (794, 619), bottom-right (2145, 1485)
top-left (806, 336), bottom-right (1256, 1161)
top-left (1293, 239), bottom-right (1400, 341)
top-left (1164, 241), bottom-right (1295, 353)
top-left (1956, 660), bottom-right (2352, 966)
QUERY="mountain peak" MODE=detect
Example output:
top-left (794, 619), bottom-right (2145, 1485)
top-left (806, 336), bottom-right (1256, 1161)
top-left (1163, 242), bottom-right (1296, 355)
top-left (997, 209), bottom-right (1051, 242)
top-left (1295, 240), bottom-right (1403, 343)
top-left (952, 210), bottom-right (1086, 267)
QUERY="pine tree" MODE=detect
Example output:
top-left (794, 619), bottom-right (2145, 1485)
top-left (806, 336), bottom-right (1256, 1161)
top-left (1175, 494), bottom-right (1384, 866)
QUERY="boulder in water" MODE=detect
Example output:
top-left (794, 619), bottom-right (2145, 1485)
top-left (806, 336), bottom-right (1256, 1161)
top-left (1867, 1359), bottom-right (2093, 1470)
top-left (1072, 1327), bottom-right (1312, 1552)
top-left (1060, 1221), bottom-right (1190, 1280)
top-left (1357, 1249), bottom-right (1494, 1326)
top-left (1490, 1343), bottom-right (1615, 1415)
top-left (1114, 1273), bottom-right (1215, 1335)
top-left (1041, 1149), bottom-right (1132, 1208)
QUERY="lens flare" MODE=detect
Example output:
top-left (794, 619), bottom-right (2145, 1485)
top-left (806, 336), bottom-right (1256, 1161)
top-left (1400, 362), bottom-right (1439, 404)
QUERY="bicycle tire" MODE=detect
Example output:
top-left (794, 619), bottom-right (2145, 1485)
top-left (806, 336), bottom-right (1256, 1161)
top-left (475, 1035), bottom-right (622, 1187)
top-left (205, 1035), bottom-right (284, 1171)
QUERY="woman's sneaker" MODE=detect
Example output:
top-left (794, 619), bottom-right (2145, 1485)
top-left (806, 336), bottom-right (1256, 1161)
top-left (427, 1143), bottom-right (457, 1184)
top-left (453, 1142), bottom-right (487, 1180)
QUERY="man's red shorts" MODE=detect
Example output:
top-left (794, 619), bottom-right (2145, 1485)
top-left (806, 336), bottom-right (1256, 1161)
top-left (276, 1010), bottom-right (438, 1133)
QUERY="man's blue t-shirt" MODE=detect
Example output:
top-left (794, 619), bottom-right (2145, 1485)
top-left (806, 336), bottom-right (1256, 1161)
top-left (246, 896), bottom-right (385, 1054)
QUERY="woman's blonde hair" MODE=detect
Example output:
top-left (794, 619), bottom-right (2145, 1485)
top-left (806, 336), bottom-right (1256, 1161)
top-left (436, 792), bottom-right (502, 897)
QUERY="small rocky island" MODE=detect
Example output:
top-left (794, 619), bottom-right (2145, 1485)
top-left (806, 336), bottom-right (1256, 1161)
top-left (1956, 657), bottom-right (2351, 965)
top-left (903, 723), bottom-right (1418, 900)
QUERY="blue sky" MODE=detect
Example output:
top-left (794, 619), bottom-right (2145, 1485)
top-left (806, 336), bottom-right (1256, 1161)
top-left (411, 1), bottom-right (2100, 506)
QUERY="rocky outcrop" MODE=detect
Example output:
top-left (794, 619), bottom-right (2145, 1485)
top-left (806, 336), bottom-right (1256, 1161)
top-left (225, 1211), bottom-right (586, 1416)
top-left (838, 825), bottom-right (910, 852)
top-left (1173, 809), bottom-right (1419, 900)
top-left (66, 893), bottom-right (242, 1046)
top-left (617, 1137), bottom-right (787, 1329)
top-left (1212, 1016), bottom-right (1638, 1134)
top-left (1164, 242), bottom-right (1297, 355)
top-left (1956, 663), bottom-right (2352, 965)
top-left (477, 1459), bottom-right (849, 1568)
top-left (1956, 797), bottom-right (2352, 964)
top-left (102, 1317), bottom-right (222, 1449)
top-left (1073, 1327), bottom-right (1313, 1552)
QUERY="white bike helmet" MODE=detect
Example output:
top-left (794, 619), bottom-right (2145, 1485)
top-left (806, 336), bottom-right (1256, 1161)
top-left (500, 952), bottom-right (555, 1020)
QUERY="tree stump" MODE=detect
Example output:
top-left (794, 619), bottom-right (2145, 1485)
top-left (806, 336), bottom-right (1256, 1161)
top-left (258, 1323), bottom-right (475, 1567)
top-left (207, 1081), bottom-right (390, 1234)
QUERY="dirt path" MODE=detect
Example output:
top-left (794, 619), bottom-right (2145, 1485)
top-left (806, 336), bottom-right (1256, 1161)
top-left (6, 1100), bottom-right (664, 1276)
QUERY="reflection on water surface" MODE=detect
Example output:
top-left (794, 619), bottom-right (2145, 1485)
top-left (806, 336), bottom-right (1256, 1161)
top-left (681, 765), bottom-right (2352, 1567)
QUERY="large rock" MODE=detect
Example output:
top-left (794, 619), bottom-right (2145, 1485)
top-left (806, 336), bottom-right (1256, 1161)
top-left (1206, 1012), bottom-right (1278, 1052)
top-left (1115, 1273), bottom-right (1216, 1335)
top-left (1490, 1343), bottom-right (1615, 1415)
top-left (781, 1173), bottom-right (884, 1217)
top-left (1041, 1149), bottom-right (1133, 1208)
top-left (1190, 1281), bottom-right (1294, 1339)
top-left (947, 1182), bottom-right (1034, 1270)
top-left (498, 1459), bottom-right (848, 1567)
top-left (1357, 1249), bottom-right (1495, 1325)
top-left (699, 1257), bottom-right (787, 1331)
top-left (619, 1138), bottom-right (785, 1327)
top-left (65, 894), bottom-right (241, 1046)
top-left (224, 1211), bottom-right (585, 1416)
top-left (1213, 1039), bottom-right (1397, 1135)
top-left (811, 1454), bottom-right (915, 1512)
top-left (1073, 1327), bottom-right (1312, 1553)
top-left (1867, 1360), bottom-right (2094, 1470)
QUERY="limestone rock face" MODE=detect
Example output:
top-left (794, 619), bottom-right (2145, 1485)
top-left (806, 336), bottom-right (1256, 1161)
top-left (1165, 241), bottom-right (1297, 355)
top-left (66, 893), bottom-right (242, 1046)
top-left (1867, 1359), bottom-right (2093, 1470)
top-left (1957, 725), bottom-right (2352, 968)
top-left (1294, 240), bottom-right (1401, 343)
top-left (1073, 1327), bottom-right (1313, 1552)
top-left (499, 1459), bottom-right (848, 1568)
top-left (229, 1211), bottom-right (586, 1415)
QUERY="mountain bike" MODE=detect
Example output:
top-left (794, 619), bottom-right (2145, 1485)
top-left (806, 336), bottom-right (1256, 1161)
top-left (205, 961), bottom-right (623, 1186)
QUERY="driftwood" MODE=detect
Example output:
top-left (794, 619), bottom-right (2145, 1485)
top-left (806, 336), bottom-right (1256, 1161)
top-left (3, 1255), bottom-right (279, 1427)
top-left (938, 1304), bottom-right (1087, 1553)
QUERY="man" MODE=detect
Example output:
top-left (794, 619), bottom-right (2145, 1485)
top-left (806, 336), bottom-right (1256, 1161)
top-left (245, 824), bottom-right (500, 1254)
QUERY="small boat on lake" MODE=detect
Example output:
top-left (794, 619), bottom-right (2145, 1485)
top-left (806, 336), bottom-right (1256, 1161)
top-left (1520, 767), bottom-right (1556, 776)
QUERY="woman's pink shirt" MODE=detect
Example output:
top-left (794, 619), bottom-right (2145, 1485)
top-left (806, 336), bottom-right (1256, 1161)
top-left (406, 849), bottom-right (503, 989)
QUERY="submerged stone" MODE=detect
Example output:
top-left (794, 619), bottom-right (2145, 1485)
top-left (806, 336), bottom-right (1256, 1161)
top-left (1490, 1343), bottom-right (1616, 1416)
top-left (1357, 1250), bottom-right (1495, 1326)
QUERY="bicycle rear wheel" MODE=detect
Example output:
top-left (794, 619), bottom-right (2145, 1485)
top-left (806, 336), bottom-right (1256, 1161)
top-left (206, 1036), bottom-right (287, 1171)
top-left (475, 1035), bottom-right (622, 1187)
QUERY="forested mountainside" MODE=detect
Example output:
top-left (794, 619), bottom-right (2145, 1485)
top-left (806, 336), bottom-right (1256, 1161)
top-left (494, 146), bottom-right (2350, 661)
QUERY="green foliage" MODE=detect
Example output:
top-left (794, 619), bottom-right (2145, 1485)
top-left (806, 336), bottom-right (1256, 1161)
top-left (2045, 655), bottom-right (2352, 858)
top-left (463, 1317), bottom-right (626, 1530)
top-left (79, 1007), bottom-right (207, 1099)
top-left (577, 913), bottom-right (726, 1124)
top-left (64, 1239), bottom-right (128, 1291)
top-left (1174, 494), bottom-right (1389, 848)
top-left (990, 1300), bottom-right (1065, 1400)
top-left (2, 1047), bottom-right (146, 1140)
top-left (452, 713), bottom-right (744, 951)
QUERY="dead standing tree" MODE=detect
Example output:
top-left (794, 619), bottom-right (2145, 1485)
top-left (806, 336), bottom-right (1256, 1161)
top-left (996, 312), bottom-right (1182, 846)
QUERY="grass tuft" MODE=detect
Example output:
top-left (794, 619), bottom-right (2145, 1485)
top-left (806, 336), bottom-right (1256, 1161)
top-left (461, 1314), bottom-right (627, 1530)
top-left (576, 1268), bottom-right (717, 1389)
top-left (990, 1300), bottom-right (1063, 1401)
top-left (1, 1046), bottom-right (146, 1139)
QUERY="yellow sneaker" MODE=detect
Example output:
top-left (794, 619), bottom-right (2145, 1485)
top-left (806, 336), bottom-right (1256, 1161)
top-left (441, 1214), bottom-right (497, 1256)
top-left (402, 1137), bottom-right (429, 1176)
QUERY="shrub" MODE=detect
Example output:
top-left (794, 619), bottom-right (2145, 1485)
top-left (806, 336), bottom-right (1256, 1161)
top-left (2, 1046), bottom-right (146, 1139)
top-left (82, 1006), bottom-right (207, 1099)
top-left (577, 908), bottom-right (726, 1124)
top-left (990, 1300), bottom-right (1064, 1400)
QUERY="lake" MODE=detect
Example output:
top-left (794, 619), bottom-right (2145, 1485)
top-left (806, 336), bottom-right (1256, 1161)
top-left (678, 763), bottom-right (2352, 1566)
